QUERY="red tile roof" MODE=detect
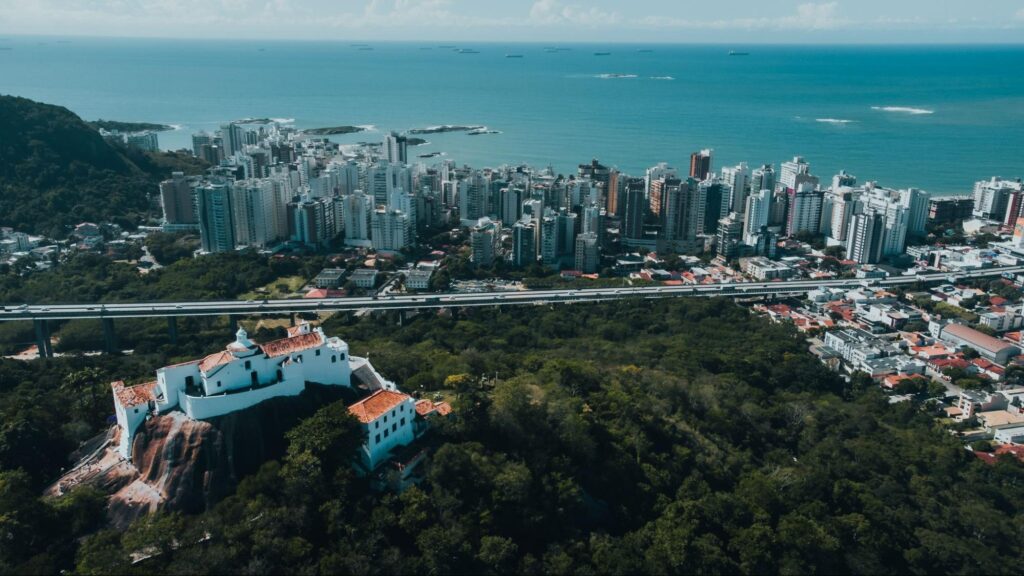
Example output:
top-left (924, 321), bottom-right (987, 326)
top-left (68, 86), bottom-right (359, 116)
top-left (349, 390), bottom-right (411, 424)
top-left (260, 331), bottom-right (324, 358)
top-left (199, 350), bottom-right (235, 373)
top-left (112, 380), bottom-right (157, 408)
top-left (415, 399), bottom-right (454, 417)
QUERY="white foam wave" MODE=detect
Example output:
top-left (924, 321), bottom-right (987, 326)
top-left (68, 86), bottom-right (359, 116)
top-left (650, 76), bottom-right (675, 80)
top-left (357, 124), bottom-right (377, 131)
top-left (596, 73), bottom-right (638, 79)
top-left (871, 106), bottom-right (934, 115)
top-left (168, 124), bottom-right (184, 131)
top-left (815, 118), bottom-right (856, 124)
top-left (271, 117), bottom-right (295, 124)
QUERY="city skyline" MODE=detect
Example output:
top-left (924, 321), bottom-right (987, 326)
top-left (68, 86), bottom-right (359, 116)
top-left (2, 0), bottom-right (1024, 43)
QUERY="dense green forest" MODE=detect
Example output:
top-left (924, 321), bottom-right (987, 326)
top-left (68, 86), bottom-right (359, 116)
top-left (0, 95), bottom-right (204, 236)
top-left (1, 298), bottom-right (1021, 574)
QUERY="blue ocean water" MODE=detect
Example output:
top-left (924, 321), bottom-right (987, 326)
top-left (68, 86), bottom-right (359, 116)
top-left (1, 37), bottom-right (1022, 194)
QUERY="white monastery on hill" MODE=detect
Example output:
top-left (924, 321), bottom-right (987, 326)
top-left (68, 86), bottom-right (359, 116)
top-left (112, 322), bottom-right (450, 472)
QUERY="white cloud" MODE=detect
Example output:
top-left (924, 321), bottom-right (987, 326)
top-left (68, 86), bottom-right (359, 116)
top-left (1015, 8), bottom-right (1024, 21)
top-left (529, 0), bottom-right (619, 27)
top-left (634, 2), bottom-right (848, 31)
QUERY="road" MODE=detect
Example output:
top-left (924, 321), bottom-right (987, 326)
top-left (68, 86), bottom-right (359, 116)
top-left (1, 265), bottom-right (1022, 322)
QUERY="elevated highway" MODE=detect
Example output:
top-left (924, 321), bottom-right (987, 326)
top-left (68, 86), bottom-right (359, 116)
top-left (4, 265), bottom-right (1022, 357)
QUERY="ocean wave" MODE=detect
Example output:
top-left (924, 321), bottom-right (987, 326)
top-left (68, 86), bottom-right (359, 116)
top-left (871, 106), bottom-right (934, 115)
top-left (169, 124), bottom-right (184, 131)
top-left (271, 117), bottom-right (295, 124)
top-left (650, 76), bottom-right (675, 80)
top-left (356, 124), bottom-right (377, 131)
top-left (815, 118), bottom-right (856, 124)
top-left (596, 73), bottom-right (638, 79)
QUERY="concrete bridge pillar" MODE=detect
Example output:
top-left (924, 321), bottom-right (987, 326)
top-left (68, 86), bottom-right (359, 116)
top-left (167, 316), bottom-right (178, 345)
top-left (102, 318), bottom-right (118, 354)
top-left (34, 319), bottom-right (53, 358)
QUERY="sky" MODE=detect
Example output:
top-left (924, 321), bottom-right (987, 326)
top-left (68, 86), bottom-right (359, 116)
top-left (1, 0), bottom-right (1023, 43)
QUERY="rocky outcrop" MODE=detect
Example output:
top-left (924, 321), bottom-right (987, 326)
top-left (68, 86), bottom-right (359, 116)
top-left (101, 384), bottom-right (355, 527)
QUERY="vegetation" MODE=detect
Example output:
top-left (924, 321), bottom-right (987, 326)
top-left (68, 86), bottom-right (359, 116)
top-left (0, 95), bottom-right (205, 236)
top-left (0, 297), bottom-right (1021, 574)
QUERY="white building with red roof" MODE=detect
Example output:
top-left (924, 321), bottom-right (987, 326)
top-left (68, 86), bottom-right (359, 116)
top-left (348, 390), bottom-right (417, 471)
top-left (111, 322), bottom-right (380, 459)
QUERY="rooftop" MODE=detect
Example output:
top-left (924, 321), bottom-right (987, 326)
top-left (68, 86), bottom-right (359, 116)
top-left (113, 380), bottom-right (157, 408)
top-left (348, 389), bottom-right (411, 424)
top-left (943, 323), bottom-right (1017, 354)
top-left (260, 331), bottom-right (324, 358)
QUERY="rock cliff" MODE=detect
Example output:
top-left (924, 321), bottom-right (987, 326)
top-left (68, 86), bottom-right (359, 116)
top-left (94, 385), bottom-right (356, 527)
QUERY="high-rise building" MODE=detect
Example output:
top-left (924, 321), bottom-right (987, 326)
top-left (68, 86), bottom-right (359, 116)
top-left (557, 211), bottom-right (578, 259)
top-left (696, 179), bottom-right (728, 235)
top-left (780, 156), bottom-right (812, 190)
top-left (928, 196), bottom-right (974, 225)
top-left (499, 187), bottom-right (523, 225)
top-left (743, 190), bottom-right (773, 246)
top-left (646, 162), bottom-right (678, 214)
top-left (621, 177), bottom-right (647, 241)
top-left (832, 170), bottom-right (857, 189)
top-left (689, 149), bottom-right (713, 180)
top-left (343, 191), bottom-right (372, 246)
top-left (721, 162), bottom-right (751, 215)
top-left (574, 232), bottom-right (599, 273)
top-left (232, 180), bottom-right (279, 248)
top-left (470, 218), bottom-right (499, 267)
top-left (900, 188), bottom-right (929, 238)
top-left (973, 177), bottom-right (1023, 221)
top-left (750, 164), bottom-right (776, 201)
top-left (459, 171), bottom-right (490, 225)
top-left (785, 183), bottom-right (824, 236)
top-left (663, 179), bottom-right (701, 254)
top-left (716, 213), bottom-right (744, 260)
top-left (847, 212), bottom-right (885, 264)
top-left (192, 132), bottom-right (212, 157)
top-left (371, 209), bottom-right (411, 252)
top-left (512, 219), bottom-right (537, 267)
top-left (160, 172), bottom-right (197, 229)
top-left (385, 131), bottom-right (408, 164)
top-left (582, 204), bottom-right (602, 238)
top-left (541, 210), bottom-right (560, 268)
top-left (845, 187), bottom-right (911, 263)
top-left (289, 196), bottom-right (337, 250)
top-left (826, 188), bottom-right (860, 245)
top-left (126, 131), bottom-right (159, 151)
top-left (219, 123), bottom-right (245, 156)
top-left (197, 182), bottom-right (236, 253)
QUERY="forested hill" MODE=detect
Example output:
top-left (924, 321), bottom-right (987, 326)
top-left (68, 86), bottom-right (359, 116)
top-left (0, 95), bottom-right (203, 236)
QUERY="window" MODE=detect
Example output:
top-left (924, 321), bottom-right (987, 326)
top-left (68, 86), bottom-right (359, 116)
top-left (400, 417), bottom-right (406, 426)
top-left (374, 421), bottom-right (379, 429)
top-left (185, 376), bottom-right (195, 388)
top-left (134, 408), bottom-right (139, 413)
top-left (384, 429), bottom-right (389, 438)
top-left (217, 381), bottom-right (222, 388)
top-left (375, 433), bottom-right (380, 444)
top-left (391, 409), bottom-right (396, 417)
top-left (331, 355), bottom-right (336, 363)
top-left (298, 354), bottom-right (303, 363)
top-left (340, 353), bottom-right (346, 361)
top-left (245, 360), bottom-right (251, 370)
top-left (384, 415), bottom-right (388, 423)
top-left (391, 423), bottom-right (397, 432)
top-left (316, 349), bottom-right (320, 357)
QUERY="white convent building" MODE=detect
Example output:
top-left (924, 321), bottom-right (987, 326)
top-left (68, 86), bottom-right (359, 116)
top-left (112, 322), bottom-right (449, 471)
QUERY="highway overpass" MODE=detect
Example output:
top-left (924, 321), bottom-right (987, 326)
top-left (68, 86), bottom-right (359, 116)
top-left (4, 265), bottom-right (1023, 357)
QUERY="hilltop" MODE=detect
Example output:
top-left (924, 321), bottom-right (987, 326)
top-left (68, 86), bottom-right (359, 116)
top-left (0, 95), bottom-right (204, 236)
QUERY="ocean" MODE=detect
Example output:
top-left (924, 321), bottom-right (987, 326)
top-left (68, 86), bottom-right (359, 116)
top-left (1, 36), bottom-right (1022, 194)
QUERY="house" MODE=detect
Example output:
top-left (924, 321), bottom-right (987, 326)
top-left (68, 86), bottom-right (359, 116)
top-left (957, 390), bottom-right (1009, 420)
top-left (994, 423), bottom-right (1024, 444)
top-left (348, 389), bottom-right (417, 472)
top-left (112, 322), bottom-right (366, 459)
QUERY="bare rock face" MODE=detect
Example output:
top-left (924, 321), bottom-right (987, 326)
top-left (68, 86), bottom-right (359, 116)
top-left (104, 385), bottom-right (353, 527)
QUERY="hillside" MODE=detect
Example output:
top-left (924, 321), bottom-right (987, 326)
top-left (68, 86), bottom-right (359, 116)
top-left (0, 95), bottom-right (203, 236)
top-left (1, 299), bottom-right (1021, 574)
